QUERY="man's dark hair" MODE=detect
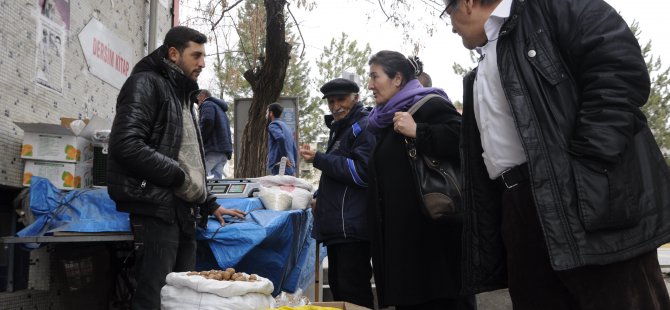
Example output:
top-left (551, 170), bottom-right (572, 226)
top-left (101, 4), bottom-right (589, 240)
top-left (164, 26), bottom-right (207, 54)
top-left (418, 72), bottom-right (432, 87)
top-left (268, 103), bottom-right (283, 118)
top-left (368, 51), bottom-right (424, 86)
top-left (199, 89), bottom-right (212, 98)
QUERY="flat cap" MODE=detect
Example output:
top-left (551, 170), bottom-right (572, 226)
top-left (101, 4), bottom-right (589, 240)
top-left (320, 78), bottom-right (360, 99)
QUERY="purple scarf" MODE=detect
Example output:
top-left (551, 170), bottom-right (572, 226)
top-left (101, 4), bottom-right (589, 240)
top-left (367, 79), bottom-right (450, 135)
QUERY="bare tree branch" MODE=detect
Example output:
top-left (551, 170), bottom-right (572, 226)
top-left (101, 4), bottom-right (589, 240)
top-left (228, 11), bottom-right (254, 69)
top-left (211, 0), bottom-right (244, 30)
top-left (377, 0), bottom-right (391, 21)
top-left (286, 2), bottom-right (306, 58)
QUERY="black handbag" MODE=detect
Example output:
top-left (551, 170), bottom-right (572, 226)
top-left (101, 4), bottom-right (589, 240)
top-left (404, 94), bottom-right (462, 221)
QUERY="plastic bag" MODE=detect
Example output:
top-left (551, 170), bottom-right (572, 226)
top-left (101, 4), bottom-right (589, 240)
top-left (258, 186), bottom-right (293, 211)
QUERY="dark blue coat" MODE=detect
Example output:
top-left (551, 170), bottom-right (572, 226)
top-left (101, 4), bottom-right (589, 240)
top-left (312, 103), bottom-right (375, 244)
top-left (199, 97), bottom-right (233, 156)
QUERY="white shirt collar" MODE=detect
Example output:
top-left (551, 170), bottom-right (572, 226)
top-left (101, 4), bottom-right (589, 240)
top-left (484, 0), bottom-right (513, 42)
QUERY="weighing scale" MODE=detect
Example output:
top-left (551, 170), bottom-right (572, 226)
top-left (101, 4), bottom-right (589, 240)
top-left (206, 179), bottom-right (260, 198)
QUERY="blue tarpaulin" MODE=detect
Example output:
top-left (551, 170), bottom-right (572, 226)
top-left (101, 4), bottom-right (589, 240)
top-left (197, 202), bottom-right (316, 296)
top-left (16, 177), bottom-right (316, 295)
top-left (17, 177), bottom-right (130, 246)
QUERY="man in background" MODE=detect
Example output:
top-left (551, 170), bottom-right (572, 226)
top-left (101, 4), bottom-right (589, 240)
top-left (197, 89), bottom-right (233, 179)
top-left (266, 102), bottom-right (298, 176)
top-left (418, 71), bottom-right (432, 87)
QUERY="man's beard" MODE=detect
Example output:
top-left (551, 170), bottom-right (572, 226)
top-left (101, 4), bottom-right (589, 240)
top-left (176, 58), bottom-right (198, 81)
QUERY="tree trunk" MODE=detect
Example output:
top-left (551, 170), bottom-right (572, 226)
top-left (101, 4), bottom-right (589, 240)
top-left (236, 0), bottom-right (291, 178)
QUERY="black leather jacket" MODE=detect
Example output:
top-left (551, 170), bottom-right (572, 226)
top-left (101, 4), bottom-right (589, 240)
top-left (461, 0), bottom-right (670, 294)
top-left (107, 45), bottom-right (218, 223)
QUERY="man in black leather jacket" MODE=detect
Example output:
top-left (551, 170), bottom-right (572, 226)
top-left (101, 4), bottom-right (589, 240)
top-left (443, 0), bottom-right (670, 309)
top-left (107, 26), bottom-right (245, 310)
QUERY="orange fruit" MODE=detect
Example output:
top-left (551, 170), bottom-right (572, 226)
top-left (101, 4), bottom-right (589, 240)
top-left (21, 144), bottom-right (33, 156)
top-left (62, 171), bottom-right (74, 187)
top-left (23, 172), bottom-right (32, 185)
top-left (65, 145), bottom-right (77, 160)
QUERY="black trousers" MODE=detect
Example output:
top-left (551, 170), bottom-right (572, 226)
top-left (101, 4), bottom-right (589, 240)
top-left (327, 242), bottom-right (375, 309)
top-left (501, 178), bottom-right (670, 310)
top-left (130, 214), bottom-right (196, 310)
top-left (394, 296), bottom-right (476, 310)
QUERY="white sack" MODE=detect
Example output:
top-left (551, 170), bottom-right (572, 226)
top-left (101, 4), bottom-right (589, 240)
top-left (164, 272), bottom-right (274, 298)
top-left (290, 187), bottom-right (313, 210)
top-left (258, 186), bottom-right (293, 211)
top-left (160, 285), bottom-right (273, 310)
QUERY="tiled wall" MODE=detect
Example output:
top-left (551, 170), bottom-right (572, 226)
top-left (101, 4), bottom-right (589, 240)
top-left (0, 0), bottom-right (173, 188)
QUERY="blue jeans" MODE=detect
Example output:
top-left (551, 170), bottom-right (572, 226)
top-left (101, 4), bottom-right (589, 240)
top-left (205, 152), bottom-right (228, 179)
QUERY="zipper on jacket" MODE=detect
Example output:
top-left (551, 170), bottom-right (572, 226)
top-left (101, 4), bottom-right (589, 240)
top-left (341, 186), bottom-right (348, 238)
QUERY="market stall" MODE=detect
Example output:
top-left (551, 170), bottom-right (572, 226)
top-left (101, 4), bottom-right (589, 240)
top-left (2, 177), bottom-right (316, 299)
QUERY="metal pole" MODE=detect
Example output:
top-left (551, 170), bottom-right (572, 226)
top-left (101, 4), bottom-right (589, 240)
top-left (314, 243), bottom-right (320, 302)
top-left (148, 0), bottom-right (159, 51)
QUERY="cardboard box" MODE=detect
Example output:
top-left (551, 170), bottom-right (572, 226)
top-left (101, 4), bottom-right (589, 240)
top-left (16, 122), bottom-right (93, 163)
top-left (23, 160), bottom-right (92, 190)
top-left (310, 302), bottom-right (371, 310)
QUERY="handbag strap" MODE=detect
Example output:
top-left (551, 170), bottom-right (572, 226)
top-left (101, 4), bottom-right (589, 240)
top-left (404, 94), bottom-right (442, 159)
top-left (407, 94), bottom-right (443, 115)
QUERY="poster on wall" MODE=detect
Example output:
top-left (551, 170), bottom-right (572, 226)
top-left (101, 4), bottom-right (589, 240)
top-left (35, 15), bottom-right (65, 93)
top-left (39, 0), bottom-right (70, 30)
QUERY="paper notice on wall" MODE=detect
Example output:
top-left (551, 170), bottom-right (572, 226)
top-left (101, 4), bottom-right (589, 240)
top-left (38, 0), bottom-right (70, 30)
top-left (35, 15), bottom-right (65, 93)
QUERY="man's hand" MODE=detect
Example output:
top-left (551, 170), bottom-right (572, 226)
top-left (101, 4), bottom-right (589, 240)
top-left (212, 206), bottom-right (246, 226)
top-left (300, 143), bottom-right (316, 163)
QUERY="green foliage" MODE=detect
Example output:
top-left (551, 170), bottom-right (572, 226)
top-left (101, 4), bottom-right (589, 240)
top-left (220, 0), bottom-right (265, 100)
top-left (632, 22), bottom-right (670, 157)
top-left (302, 33), bottom-right (372, 147)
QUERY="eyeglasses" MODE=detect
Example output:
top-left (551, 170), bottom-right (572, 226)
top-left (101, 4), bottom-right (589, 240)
top-left (439, 0), bottom-right (457, 21)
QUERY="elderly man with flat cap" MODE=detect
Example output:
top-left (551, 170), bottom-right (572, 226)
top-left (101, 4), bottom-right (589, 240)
top-left (300, 78), bottom-right (376, 308)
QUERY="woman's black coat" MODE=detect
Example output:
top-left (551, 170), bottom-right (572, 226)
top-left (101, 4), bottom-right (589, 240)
top-left (367, 96), bottom-right (463, 307)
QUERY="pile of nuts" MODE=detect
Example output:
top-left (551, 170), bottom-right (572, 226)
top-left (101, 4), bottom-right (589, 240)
top-left (187, 268), bottom-right (258, 282)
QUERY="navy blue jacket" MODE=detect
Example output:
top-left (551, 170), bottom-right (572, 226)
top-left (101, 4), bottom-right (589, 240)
top-left (199, 97), bottom-right (233, 156)
top-left (312, 103), bottom-right (375, 244)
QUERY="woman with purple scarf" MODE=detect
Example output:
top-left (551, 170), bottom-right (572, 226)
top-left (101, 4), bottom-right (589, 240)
top-left (366, 51), bottom-right (475, 310)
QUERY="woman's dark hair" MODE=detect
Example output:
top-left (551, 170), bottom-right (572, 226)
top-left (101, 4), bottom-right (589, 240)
top-left (163, 26), bottom-right (207, 54)
top-left (368, 50), bottom-right (424, 86)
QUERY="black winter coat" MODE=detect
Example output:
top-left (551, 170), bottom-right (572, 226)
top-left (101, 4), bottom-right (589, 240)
top-left (107, 45), bottom-right (219, 222)
top-left (368, 96), bottom-right (463, 307)
top-left (461, 0), bottom-right (670, 294)
top-left (312, 103), bottom-right (375, 244)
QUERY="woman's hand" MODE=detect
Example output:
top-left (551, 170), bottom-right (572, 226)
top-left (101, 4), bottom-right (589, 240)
top-left (393, 112), bottom-right (417, 138)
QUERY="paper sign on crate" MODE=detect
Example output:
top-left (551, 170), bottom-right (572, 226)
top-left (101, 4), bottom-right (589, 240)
top-left (15, 122), bottom-right (93, 163)
top-left (23, 160), bottom-right (92, 190)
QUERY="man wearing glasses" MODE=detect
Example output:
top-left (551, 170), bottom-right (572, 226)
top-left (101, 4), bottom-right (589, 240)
top-left (443, 0), bottom-right (670, 309)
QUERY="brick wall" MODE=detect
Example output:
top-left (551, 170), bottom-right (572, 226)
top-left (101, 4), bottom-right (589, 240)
top-left (0, 0), bottom-right (173, 188)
